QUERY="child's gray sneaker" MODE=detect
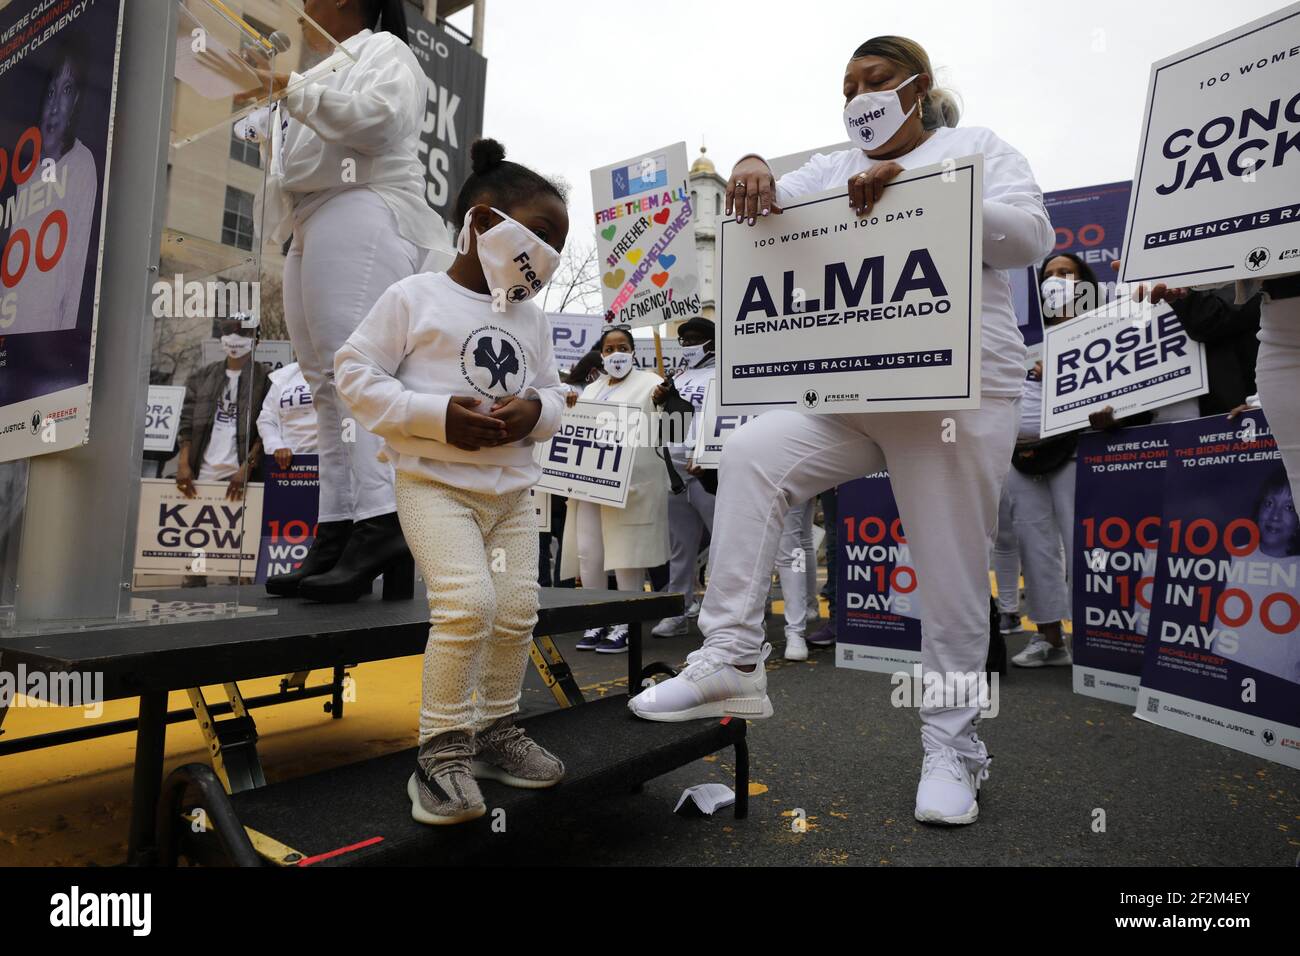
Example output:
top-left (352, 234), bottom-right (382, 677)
top-left (472, 716), bottom-right (565, 789)
top-left (407, 730), bottom-right (487, 825)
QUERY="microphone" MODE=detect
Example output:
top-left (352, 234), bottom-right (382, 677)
top-left (242, 29), bottom-right (292, 64)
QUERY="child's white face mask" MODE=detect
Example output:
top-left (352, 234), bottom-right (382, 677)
top-left (458, 207), bottom-right (561, 304)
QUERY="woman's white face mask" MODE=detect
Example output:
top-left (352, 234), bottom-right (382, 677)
top-left (603, 352), bottom-right (634, 380)
top-left (458, 206), bottom-right (561, 304)
top-left (221, 333), bottom-right (254, 359)
top-left (680, 344), bottom-right (710, 368)
top-left (843, 74), bottom-right (919, 149)
top-left (1041, 277), bottom-right (1078, 321)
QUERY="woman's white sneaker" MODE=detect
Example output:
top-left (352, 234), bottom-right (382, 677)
top-left (914, 745), bottom-right (990, 826)
top-left (628, 644), bottom-right (774, 722)
top-left (1012, 635), bottom-right (1071, 667)
top-left (783, 631), bottom-right (808, 661)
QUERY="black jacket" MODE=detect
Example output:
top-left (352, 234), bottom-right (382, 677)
top-left (178, 360), bottom-right (272, 475)
top-left (1169, 290), bottom-right (1260, 415)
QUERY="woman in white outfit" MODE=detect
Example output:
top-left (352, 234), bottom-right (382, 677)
top-left (652, 318), bottom-right (719, 639)
top-left (629, 35), bottom-right (1055, 827)
top-left (252, 0), bottom-right (454, 602)
top-left (1004, 254), bottom-right (1100, 668)
top-left (775, 498), bottom-right (818, 661)
top-left (562, 328), bottom-right (671, 653)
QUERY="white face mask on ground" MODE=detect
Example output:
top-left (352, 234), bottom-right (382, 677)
top-left (843, 74), bottom-right (919, 149)
top-left (221, 333), bottom-right (254, 359)
top-left (603, 352), bottom-right (634, 379)
top-left (458, 206), bottom-right (560, 304)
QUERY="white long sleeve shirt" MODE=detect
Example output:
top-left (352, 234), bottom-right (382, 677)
top-left (335, 271), bottom-right (568, 495)
top-left (256, 28), bottom-right (451, 259)
top-left (773, 126), bottom-right (1054, 400)
top-left (669, 355), bottom-right (715, 465)
top-left (257, 362), bottom-right (318, 454)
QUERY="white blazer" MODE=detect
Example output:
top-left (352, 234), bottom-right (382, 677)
top-left (559, 368), bottom-right (670, 576)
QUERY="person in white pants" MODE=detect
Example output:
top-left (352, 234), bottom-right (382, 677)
top-left (653, 317), bottom-right (718, 639)
top-left (628, 34), bottom-right (1054, 827)
top-left (561, 328), bottom-right (671, 653)
top-left (775, 499), bottom-right (816, 660)
top-left (991, 483), bottom-right (1023, 635)
top-left (1004, 253), bottom-right (1100, 668)
top-left (1253, 291), bottom-right (1300, 505)
top-left (250, 7), bottom-right (455, 602)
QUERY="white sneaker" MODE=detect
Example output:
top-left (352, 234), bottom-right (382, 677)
top-left (914, 746), bottom-right (989, 826)
top-left (685, 600), bottom-right (701, 619)
top-left (1012, 635), bottom-right (1072, 668)
top-left (628, 644), bottom-right (774, 722)
top-left (652, 616), bottom-right (689, 638)
top-left (998, 612), bottom-right (1024, 635)
top-left (783, 631), bottom-right (808, 661)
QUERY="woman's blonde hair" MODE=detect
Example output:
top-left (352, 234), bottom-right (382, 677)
top-left (850, 36), bottom-right (961, 130)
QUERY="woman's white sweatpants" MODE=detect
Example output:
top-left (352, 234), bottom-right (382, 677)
top-left (775, 499), bottom-right (814, 636)
top-left (991, 482), bottom-right (1021, 615)
top-left (282, 189), bottom-right (422, 523)
top-left (395, 473), bottom-right (539, 742)
top-left (698, 399), bottom-right (1018, 759)
top-left (1256, 295), bottom-right (1300, 504)
top-left (575, 500), bottom-right (646, 594)
top-left (1005, 461), bottom-right (1075, 624)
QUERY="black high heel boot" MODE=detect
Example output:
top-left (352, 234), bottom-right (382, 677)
top-left (297, 512), bottom-right (415, 603)
top-left (265, 519), bottom-right (353, 597)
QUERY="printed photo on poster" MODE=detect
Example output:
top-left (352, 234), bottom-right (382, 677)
top-left (0, 0), bottom-right (124, 462)
top-left (1137, 411), bottom-right (1300, 769)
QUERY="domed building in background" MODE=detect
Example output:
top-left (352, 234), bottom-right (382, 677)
top-left (689, 145), bottom-right (727, 321)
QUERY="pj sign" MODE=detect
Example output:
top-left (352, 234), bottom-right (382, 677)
top-left (716, 156), bottom-right (983, 414)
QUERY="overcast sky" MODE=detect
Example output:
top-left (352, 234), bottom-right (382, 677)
top-left (445, 0), bottom-right (1285, 246)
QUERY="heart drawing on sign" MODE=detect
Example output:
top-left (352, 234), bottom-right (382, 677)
top-left (658, 253), bottom-right (676, 269)
top-left (653, 209), bottom-right (671, 225)
top-left (601, 225), bottom-right (617, 241)
top-left (628, 249), bottom-right (644, 264)
top-left (651, 272), bottom-right (669, 287)
top-left (603, 269), bottom-right (626, 289)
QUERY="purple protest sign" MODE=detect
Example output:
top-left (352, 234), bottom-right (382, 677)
top-left (1137, 411), bottom-right (1300, 768)
top-left (255, 455), bottom-right (320, 583)
top-left (1071, 422), bottom-right (1171, 704)
top-left (834, 473), bottom-right (923, 674)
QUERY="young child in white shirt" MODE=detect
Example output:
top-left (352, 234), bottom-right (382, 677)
top-left (335, 138), bottom-right (570, 825)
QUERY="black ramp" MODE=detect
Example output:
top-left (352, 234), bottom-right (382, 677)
top-left (226, 697), bottom-right (746, 866)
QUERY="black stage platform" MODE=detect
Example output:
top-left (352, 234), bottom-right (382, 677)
top-left (0, 585), bottom-right (684, 865)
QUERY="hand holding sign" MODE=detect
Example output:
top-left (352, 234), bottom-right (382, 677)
top-left (726, 156), bottom-right (782, 224)
top-left (847, 161), bottom-right (904, 218)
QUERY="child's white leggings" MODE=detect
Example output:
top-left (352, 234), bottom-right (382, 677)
top-left (396, 473), bottom-right (538, 743)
